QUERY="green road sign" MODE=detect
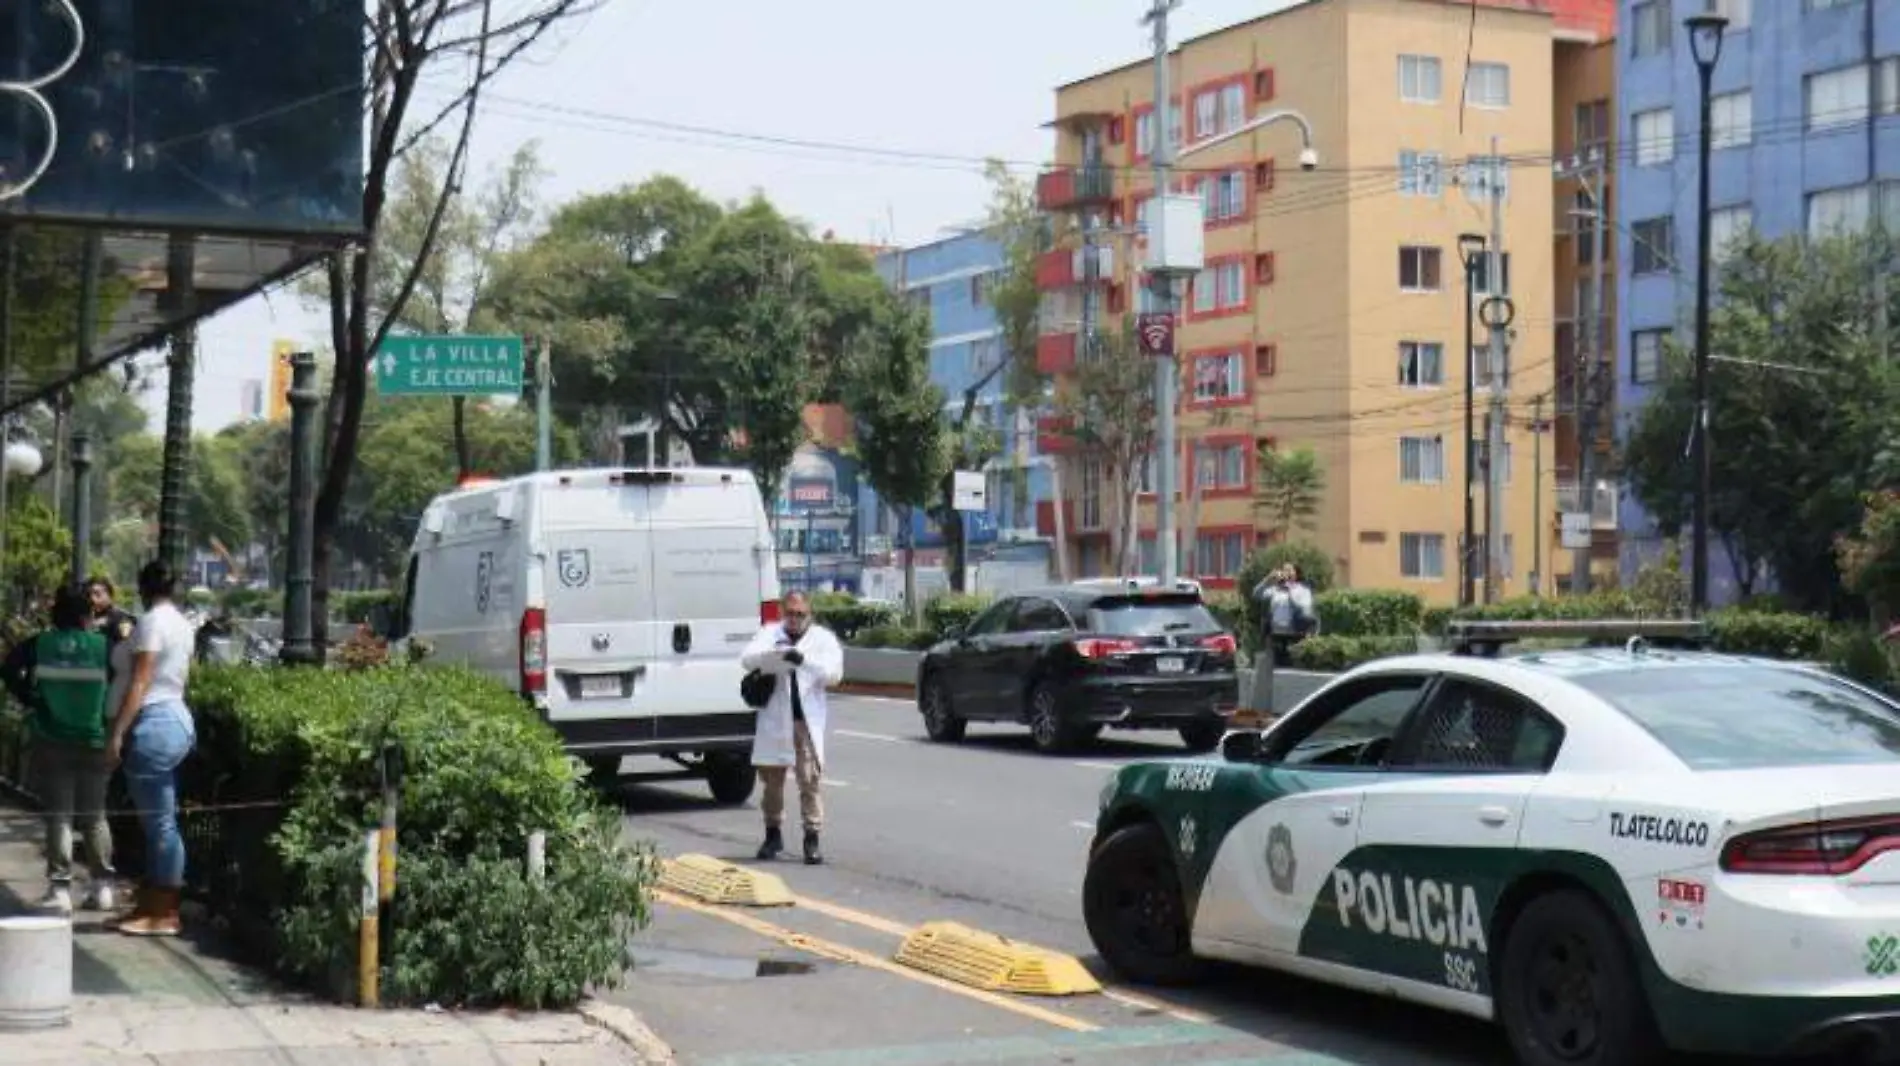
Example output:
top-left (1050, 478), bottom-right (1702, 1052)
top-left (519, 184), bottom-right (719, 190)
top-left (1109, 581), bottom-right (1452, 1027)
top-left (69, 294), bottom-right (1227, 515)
top-left (374, 334), bottom-right (524, 396)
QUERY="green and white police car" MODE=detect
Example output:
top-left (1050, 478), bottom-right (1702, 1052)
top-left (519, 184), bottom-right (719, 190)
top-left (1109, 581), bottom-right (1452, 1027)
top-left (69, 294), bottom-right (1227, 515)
top-left (1083, 621), bottom-right (1900, 1066)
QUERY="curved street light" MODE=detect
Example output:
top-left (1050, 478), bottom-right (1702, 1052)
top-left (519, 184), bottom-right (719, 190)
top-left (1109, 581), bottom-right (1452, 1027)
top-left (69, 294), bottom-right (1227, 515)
top-left (1178, 109), bottom-right (1320, 169)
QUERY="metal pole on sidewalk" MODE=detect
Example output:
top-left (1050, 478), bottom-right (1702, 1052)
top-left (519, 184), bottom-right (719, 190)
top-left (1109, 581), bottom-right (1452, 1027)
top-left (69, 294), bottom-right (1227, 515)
top-left (280, 354), bottom-right (320, 666)
top-left (358, 827), bottom-right (380, 1008)
top-left (70, 433), bottom-right (93, 584)
top-left (535, 338), bottom-right (553, 473)
top-left (1145, 0), bottom-right (1182, 585)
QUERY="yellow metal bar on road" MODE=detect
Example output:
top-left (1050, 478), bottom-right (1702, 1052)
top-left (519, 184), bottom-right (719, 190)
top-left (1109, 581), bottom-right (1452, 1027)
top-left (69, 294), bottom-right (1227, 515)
top-left (895, 921), bottom-right (1101, 997)
top-left (659, 854), bottom-right (794, 907)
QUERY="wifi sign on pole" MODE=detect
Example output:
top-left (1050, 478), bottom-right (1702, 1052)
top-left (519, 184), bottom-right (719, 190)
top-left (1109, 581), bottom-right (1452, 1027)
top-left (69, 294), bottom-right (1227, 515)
top-left (1136, 312), bottom-right (1176, 358)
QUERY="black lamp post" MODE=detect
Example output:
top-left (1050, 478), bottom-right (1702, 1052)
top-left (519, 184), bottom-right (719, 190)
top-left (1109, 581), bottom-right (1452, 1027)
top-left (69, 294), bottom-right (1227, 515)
top-left (1458, 232), bottom-right (1487, 608)
top-left (1687, 11), bottom-right (1728, 615)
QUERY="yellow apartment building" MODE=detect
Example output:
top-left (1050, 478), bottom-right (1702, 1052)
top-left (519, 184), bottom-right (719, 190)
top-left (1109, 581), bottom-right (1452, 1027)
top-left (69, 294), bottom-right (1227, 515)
top-left (1034, 0), bottom-right (1583, 605)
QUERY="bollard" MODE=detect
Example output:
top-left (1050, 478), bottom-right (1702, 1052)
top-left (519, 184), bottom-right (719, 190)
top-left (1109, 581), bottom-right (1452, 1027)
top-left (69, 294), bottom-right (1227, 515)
top-left (0, 916), bottom-right (72, 1030)
top-left (377, 742), bottom-right (402, 982)
top-left (527, 830), bottom-right (546, 884)
top-left (358, 828), bottom-right (379, 1008)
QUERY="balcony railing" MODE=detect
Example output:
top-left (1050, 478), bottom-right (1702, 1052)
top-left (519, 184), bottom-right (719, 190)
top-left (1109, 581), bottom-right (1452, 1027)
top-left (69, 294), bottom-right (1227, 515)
top-left (1034, 245), bottom-right (1116, 290)
top-left (1555, 478), bottom-right (1619, 529)
top-left (1036, 333), bottom-right (1079, 375)
top-left (1036, 164), bottom-right (1115, 212)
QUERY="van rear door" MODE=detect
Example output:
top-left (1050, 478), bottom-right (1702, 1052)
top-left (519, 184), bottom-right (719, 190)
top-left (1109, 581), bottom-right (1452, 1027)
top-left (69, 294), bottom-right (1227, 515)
top-left (538, 479), bottom-right (661, 725)
top-left (644, 476), bottom-right (771, 718)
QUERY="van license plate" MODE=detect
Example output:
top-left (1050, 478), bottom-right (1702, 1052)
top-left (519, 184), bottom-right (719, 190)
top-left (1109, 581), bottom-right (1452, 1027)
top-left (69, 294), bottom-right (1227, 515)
top-left (1155, 657), bottom-right (1185, 674)
top-left (579, 675), bottom-right (622, 699)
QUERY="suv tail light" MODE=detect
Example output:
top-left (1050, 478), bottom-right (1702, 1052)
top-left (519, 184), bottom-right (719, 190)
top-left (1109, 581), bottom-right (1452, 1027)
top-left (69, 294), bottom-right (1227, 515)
top-left (1200, 633), bottom-right (1237, 654)
top-left (1719, 816), bottom-right (1900, 876)
top-left (1074, 637), bottom-right (1142, 659)
top-left (520, 607), bottom-right (547, 694)
top-left (760, 599), bottom-right (782, 625)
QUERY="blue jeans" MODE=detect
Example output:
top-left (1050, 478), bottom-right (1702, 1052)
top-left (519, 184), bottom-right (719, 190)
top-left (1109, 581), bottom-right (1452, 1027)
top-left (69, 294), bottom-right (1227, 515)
top-left (124, 701), bottom-right (196, 888)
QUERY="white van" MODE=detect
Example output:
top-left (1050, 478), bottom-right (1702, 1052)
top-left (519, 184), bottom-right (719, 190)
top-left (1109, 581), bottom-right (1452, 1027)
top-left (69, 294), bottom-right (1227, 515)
top-left (392, 467), bottom-right (779, 804)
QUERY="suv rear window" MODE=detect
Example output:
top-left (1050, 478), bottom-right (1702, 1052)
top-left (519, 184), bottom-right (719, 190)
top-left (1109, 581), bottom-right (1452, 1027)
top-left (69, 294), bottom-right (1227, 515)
top-left (1572, 665), bottom-right (1900, 770)
top-left (1086, 597), bottom-right (1224, 637)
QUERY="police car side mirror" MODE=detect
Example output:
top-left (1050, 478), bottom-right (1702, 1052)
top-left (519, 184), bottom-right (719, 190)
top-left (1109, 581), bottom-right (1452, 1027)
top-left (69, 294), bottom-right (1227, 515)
top-left (1221, 730), bottom-right (1264, 763)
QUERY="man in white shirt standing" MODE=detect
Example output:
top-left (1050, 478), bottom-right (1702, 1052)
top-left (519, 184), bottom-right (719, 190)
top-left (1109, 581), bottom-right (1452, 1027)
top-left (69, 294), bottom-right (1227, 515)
top-left (739, 591), bottom-right (843, 865)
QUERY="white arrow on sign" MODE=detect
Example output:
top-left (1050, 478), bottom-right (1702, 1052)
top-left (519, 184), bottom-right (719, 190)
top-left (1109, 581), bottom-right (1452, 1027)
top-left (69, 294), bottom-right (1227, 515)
top-left (378, 352), bottom-right (396, 377)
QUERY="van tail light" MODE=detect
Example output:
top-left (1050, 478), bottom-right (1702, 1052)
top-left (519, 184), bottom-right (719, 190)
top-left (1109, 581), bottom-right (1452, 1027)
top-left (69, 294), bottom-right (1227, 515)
top-left (1200, 633), bottom-right (1238, 655)
top-left (520, 607), bottom-right (548, 695)
top-left (1074, 637), bottom-right (1142, 659)
top-left (1719, 816), bottom-right (1900, 876)
top-left (760, 600), bottom-right (782, 625)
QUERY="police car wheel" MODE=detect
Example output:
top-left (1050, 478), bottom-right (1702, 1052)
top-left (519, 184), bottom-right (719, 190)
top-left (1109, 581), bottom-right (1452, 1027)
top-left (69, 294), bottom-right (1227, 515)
top-left (1497, 889), bottom-right (1663, 1066)
top-left (1083, 822), bottom-right (1206, 987)
top-left (921, 678), bottom-right (966, 742)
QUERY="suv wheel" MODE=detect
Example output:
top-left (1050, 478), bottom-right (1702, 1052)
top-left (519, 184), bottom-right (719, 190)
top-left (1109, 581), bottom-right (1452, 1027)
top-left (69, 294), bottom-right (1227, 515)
top-left (921, 676), bottom-right (966, 742)
top-left (1029, 684), bottom-right (1084, 754)
top-left (705, 752), bottom-right (756, 805)
top-left (1083, 822), bottom-right (1205, 986)
top-left (1497, 889), bottom-right (1664, 1066)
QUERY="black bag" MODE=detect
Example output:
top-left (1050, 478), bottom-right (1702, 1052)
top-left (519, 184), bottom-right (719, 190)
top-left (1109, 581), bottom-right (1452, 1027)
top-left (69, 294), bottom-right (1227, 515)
top-left (740, 668), bottom-right (776, 709)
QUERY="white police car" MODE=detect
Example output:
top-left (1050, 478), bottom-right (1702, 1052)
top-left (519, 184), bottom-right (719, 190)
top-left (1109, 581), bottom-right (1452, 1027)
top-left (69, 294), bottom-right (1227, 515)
top-left (1084, 620), bottom-right (1900, 1066)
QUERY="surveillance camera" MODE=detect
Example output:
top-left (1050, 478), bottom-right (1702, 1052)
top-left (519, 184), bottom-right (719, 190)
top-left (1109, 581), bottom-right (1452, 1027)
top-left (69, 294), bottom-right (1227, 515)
top-left (1298, 148), bottom-right (1319, 171)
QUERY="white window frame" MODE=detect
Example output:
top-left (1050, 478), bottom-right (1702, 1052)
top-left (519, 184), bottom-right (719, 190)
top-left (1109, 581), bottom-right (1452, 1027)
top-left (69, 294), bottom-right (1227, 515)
top-left (1806, 63), bottom-right (1871, 132)
top-left (1633, 108), bottom-right (1674, 166)
top-left (1400, 533), bottom-right (1446, 581)
top-left (1881, 57), bottom-right (1900, 118)
top-left (1632, 329), bottom-right (1668, 385)
top-left (1711, 90), bottom-right (1752, 149)
top-left (1399, 246), bottom-right (1442, 293)
top-left (1398, 341), bottom-right (1444, 388)
top-left (1465, 62), bottom-right (1510, 109)
top-left (1398, 150), bottom-right (1443, 197)
top-left (1462, 156), bottom-right (1509, 203)
top-left (1136, 112), bottom-right (1156, 156)
top-left (1632, 216), bottom-right (1674, 276)
top-left (1192, 351), bottom-right (1247, 403)
top-left (1632, 1), bottom-right (1670, 57)
top-left (1194, 89), bottom-right (1219, 139)
top-left (1219, 82), bottom-right (1246, 133)
top-left (1710, 204), bottom-right (1751, 259)
top-left (1712, 0), bottom-right (1751, 31)
top-left (1202, 170), bottom-right (1247, 221)
top-left (1193, 442), bottom-right (1246, 490)
top-left (1399, 54), bottom-right (1442, 104)
top-left (1399, 435), bottom-right (1446, 485)
top-left (1191, 261), bottom-right (1246, 314)
top-left (1080, 458), bottom-right (1104, 529)
top-left (1808, 184), bottom-right (1874, 239)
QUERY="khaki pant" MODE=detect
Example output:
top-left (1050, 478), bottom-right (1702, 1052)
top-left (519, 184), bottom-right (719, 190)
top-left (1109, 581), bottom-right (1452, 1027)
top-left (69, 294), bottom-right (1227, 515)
top-left (29, 739), bottom-right (114, 884)
top-left (757, 719), bottom-right (823, 832)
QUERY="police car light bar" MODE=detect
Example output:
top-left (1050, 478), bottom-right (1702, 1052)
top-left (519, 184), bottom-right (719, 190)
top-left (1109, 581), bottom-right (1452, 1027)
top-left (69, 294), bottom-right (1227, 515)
top-left (1446, 618), bottom-right (1711, 656)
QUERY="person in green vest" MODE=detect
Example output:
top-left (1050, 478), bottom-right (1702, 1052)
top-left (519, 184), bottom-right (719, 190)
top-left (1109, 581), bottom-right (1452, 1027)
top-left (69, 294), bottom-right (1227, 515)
top-left (1, 582), bottom-right (117, 915)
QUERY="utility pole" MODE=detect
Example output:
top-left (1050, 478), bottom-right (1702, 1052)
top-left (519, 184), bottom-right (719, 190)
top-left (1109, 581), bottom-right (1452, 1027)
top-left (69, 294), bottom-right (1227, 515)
top-left (1144, 0), bottom-right (1182, 585)
top-left (1530, 395), bottom-right (1546, 599)
top-left (1483, 138), bottom-right (1509, 606)
top-left (1457, 233), bottom-right (1485, 608)
top-left (534, 337), bottom-right (553, 472)
top-left (1564, 154), bottom-right (1609, 595)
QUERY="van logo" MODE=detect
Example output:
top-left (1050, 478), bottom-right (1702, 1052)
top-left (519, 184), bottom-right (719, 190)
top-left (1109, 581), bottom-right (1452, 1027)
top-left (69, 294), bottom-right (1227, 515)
top-left (591, 633), bottom-right (612, 651)
top-left (558, 549), bottom-right (591, 589)
top-left (475, 551), bottom-right (494, 613)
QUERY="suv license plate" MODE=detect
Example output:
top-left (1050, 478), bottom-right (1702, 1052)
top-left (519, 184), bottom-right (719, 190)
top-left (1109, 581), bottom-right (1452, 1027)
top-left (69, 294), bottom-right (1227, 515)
top-left (580, 675), bottom-right (622, 699)
top-left (1155, 657), bottom-right (1185, 674)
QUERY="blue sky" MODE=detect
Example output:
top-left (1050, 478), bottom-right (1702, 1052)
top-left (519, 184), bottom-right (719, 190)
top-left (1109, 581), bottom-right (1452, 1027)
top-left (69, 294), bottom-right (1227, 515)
top-left (168, 0), bottom-right (1300, 431)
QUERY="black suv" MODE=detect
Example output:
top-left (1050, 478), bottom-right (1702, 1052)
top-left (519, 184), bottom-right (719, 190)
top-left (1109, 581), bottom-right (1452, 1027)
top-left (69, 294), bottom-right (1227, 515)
top-left (916, 583), bottom-right (1240, 754)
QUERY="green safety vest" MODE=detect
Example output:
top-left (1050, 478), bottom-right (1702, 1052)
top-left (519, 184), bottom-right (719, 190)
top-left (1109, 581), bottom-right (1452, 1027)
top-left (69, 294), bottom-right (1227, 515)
top-left (30, 629), bottom-right (109, 748)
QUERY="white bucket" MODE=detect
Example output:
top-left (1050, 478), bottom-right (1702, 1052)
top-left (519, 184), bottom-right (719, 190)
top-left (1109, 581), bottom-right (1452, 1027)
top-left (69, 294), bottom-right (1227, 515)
top-left (0, 915), bottom-right (72, 1030)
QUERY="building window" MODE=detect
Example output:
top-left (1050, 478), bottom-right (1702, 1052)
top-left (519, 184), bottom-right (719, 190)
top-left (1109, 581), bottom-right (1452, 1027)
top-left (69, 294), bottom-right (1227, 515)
top-left (1221, 82), bottom-right (1247, 132)
top-left (1193, 442), bottom-right (1247, 490)
top-left (1194, 89), bottom-right (1218, 139)
top-left (1192, 351), bottom-right (1247, 403)
top-left (1080, 458), bottom-right (1103, 529)
top-left (1399, 54), bottom-right (1441, 103)
top-left (1462, 156), bottom-right (1508, 203)
top-left (1807, 63), bottom-right (1871, 131)
top-left (1471, 251), bottom-right (1511, 296)
top-left (1193, 532), bottom-right (1247, 578)
top-left (1398, 342), bottom-right (1444, 388)
top-left (1806, 0), bottom-right (1857, 10)
top-left (1399, 246), bottom-right (1442, 292)
top-left (1712, 0), bottom-right (1751, 31)
top-left (1881, 58), bottom-right (1900, 118)
top-left (1710, 205), bottom-right (1752, 259)
top-left (1632, 329), bottom-right (1668, 385)
top-left (1136, 112), bottom-right (1156, 155)
top-left (1712, 90), bottom-right (1752, 149)
top-left (1632, 1), bottom-right (1670, 57)
top-left (1574, 99), bottom-right (1610, 151)
top-left (1465, 62), bottom-right (1510, 109)
top-left (1201, 170), bottom-right (1248, 221)
top-left (1398, 150), bottom-right (1443, 196)
top-left (1191, 261), bottom-right (1246, 314)
top-left (1399, 435), bottom-right (1446, 485)
top-left (1400, 533), bottom-right (1446, 580)
top-left (1808, 184), bottom-right (1874, 238)
top-left (1632, 217), bottom-right (1674, 275)
top-left (1633, 108), bottom-right (1674, 166)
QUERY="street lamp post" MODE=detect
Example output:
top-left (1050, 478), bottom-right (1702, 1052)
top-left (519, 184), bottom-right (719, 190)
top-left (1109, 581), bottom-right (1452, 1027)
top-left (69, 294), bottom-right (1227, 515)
top-left (1457, 233), bottom-right (1487, 608)
top-left (1687, 11), bottom-right (1728, 615)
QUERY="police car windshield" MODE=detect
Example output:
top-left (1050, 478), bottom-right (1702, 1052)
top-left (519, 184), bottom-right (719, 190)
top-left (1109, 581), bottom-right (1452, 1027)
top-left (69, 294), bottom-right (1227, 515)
top-left (1572, 665), bottom-right (1900, 770)
top-left (1086, 599), bottom-right (1221, 637)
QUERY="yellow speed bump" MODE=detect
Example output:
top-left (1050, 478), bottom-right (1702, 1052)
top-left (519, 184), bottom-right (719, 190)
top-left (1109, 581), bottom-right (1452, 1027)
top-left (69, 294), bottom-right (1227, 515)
top-left (894, 921), bottom-right (1101, 996)
top-left (658, 854), bottom-right (794, 907)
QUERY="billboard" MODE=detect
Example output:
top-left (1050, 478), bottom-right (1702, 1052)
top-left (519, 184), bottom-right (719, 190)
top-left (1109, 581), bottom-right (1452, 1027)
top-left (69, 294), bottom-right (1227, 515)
top-left (3, 1), bottom-right (364, 233)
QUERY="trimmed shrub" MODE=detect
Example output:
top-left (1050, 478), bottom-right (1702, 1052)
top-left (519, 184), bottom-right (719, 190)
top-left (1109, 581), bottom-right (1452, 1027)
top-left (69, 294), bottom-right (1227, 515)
top-left (1290, 634), bottom-right (1419, 671)
top-left (853, 623), bottom-right (936, 651)
top-left (221, 587), bottom-right (273, 618)
top-left (1314, 589), bottom-right (1424, 637)
top-left (184, 664), bottom-right (656, 1009)
top-left (811, 592), bottom-right (897, 641)
top-left (1203, 592), bottom-right (1244, 637)
top-left (334, 589), bottom-right (399, 624)
top-left (924, 593), bottom-right (991, 640)
top-left (1707, 610), bottom-right (1831, 661)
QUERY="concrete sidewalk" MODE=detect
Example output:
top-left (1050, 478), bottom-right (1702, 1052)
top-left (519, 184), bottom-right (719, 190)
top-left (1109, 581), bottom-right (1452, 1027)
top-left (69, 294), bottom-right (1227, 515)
top-left (0, 796), bottom-right (674, 1064)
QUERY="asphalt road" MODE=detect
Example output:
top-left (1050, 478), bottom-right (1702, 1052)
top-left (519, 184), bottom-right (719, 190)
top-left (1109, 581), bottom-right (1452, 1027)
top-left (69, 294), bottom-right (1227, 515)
top-left (600, 693), bottom-right (1758, 1066)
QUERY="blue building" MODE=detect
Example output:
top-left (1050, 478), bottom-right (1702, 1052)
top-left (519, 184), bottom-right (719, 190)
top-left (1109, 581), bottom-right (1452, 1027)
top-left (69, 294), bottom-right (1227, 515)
top-left (867, 232), bottom-right (1054, 567)
top-left (1615, 0), bottom-right (1893, 598)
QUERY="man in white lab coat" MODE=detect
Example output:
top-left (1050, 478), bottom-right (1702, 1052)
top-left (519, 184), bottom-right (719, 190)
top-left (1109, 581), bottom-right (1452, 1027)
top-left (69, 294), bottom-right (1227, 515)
top-left (740, 591), bottom-right (844, 864)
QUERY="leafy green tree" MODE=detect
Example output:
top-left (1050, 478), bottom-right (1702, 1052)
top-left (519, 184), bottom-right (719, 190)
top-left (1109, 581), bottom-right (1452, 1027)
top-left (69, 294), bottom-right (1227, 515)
top-left (1623, 231), bottom-right (1900, 613)
top-left (844, 298), bottom-right (947, 616)
top-left (1254, 445), bottom-right (1325, 539)
top-left (1056, 323), bottom-right (1157, 575)
top-left (3, 494), bottom-right (73, 613)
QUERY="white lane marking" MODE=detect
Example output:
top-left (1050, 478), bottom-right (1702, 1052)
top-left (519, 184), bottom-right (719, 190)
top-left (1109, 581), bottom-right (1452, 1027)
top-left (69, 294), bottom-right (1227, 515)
top-left (836, 729), bottom-right (903, 743)
top-left (823, 778), bottom-right (851, 788)
top-left (1070, 820), bottom-right (1094, 830)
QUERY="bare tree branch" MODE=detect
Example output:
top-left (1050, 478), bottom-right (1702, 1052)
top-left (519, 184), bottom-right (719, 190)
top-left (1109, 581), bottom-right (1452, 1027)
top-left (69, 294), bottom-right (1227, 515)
top-left (394, 4), bottom-right (586, 157)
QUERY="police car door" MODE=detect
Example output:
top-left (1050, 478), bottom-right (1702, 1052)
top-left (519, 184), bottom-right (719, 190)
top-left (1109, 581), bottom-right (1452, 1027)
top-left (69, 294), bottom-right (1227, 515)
top-left (1337, 675), bottom-right (1564, 1011)
top-left (1191, 670), bottom-right (1436, 965)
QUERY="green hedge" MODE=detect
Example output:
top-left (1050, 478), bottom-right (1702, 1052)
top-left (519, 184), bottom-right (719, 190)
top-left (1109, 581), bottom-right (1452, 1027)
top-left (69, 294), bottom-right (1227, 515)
top-left (1314, 589), bottom-right (1424, 637)
top-left (1291, 634), bottom-right (1420, 671)
top-left (923, 593), bottom-right (991, 639)
top-left (184, 665), bottom-right (656, 1008)
top-left (812, 592), bottom-right (897, 641)
top-left (334, 589), bottom-right (400, 624)
top-left (853, 623), bottom-right (938, 651)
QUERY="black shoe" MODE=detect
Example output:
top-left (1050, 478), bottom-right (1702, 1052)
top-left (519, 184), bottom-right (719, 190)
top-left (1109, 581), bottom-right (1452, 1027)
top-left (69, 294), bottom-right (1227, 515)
top-left (757, 827), bottom-right (784, 861)
top-left (803, 830), bottom-right (823, 865)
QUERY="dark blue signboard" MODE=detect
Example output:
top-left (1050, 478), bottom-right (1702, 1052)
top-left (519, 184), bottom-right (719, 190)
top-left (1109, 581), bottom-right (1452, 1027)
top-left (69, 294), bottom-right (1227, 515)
top-left (3, 0), bottom-right (364, 232)
top-left (904, 508), bottom-right (998, 549)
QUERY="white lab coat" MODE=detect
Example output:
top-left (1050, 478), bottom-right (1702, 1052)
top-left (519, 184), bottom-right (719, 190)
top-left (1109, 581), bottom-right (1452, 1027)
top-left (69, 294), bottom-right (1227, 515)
top-left (739, 623), bottom-right (844, 768)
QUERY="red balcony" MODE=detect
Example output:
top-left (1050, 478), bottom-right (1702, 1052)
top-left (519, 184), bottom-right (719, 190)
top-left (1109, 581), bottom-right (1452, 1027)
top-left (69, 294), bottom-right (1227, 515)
top-left (1035, 415), bottom-right (1076, 455)
top-left (1036, 165), bottom-right (1115, 212)
top-left (1037, 333), bottom-right (1079, 375)
top-left (1036, 499), bottom-right (1078, 537)
top-left (1036, 249), bottom-right (1077, 289)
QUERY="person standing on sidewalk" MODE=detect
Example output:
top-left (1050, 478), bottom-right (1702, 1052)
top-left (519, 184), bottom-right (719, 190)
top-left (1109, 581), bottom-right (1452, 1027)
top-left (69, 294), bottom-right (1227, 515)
top-left (105, 561), bottom-right (198, 937)
top-left (739, 591), bottom-right (843, 865)
top-left (1, 583), bottom-right (117, 914)
top-left (87, 577), bottom-right (137, 759)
